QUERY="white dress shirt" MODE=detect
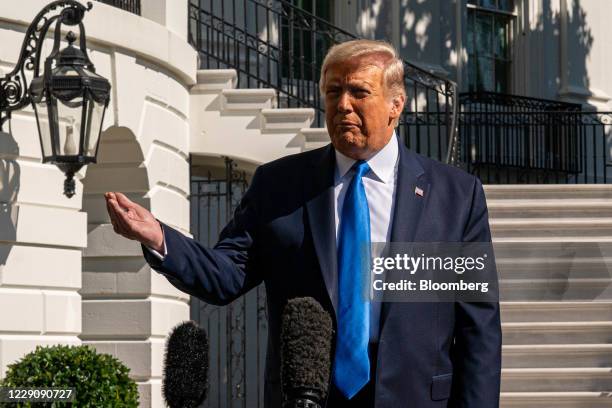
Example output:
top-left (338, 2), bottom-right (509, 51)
top-left (148, 133), bottom-right (400, 342)
top-left (334, 132), bottom-right (399, 343)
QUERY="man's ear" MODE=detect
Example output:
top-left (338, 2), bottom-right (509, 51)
top-left (389, 94), bottom-right (406, 121)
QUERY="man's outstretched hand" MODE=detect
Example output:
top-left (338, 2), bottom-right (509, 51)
top-left (104, 192), bottom-right (164, 253)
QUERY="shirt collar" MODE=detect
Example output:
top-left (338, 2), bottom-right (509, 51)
top-left (334, 131), bottom-right (399, 184)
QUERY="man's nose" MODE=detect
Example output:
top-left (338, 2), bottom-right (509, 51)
top-left (337, 91), bottom-right (353, 113)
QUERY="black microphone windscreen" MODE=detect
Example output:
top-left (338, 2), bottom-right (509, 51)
top-left (162, 320), bottom-right (209, 408)
top-left (281, 297), bottom-right (333, 402)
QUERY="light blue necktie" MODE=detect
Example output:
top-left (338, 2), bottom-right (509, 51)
top-left (333, 160), bottom-right (371, 399)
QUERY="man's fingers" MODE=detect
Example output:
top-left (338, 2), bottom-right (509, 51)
top-left (105, 198), bottom-right (120, 233)
top-left (108, 198), bottom-right (135, 238)
top-left (110, 198), bottom-right (131, 226)
top-left (105, 194), bottom-right (123, 233)
top-left (115, 192), bottom-right (136, 211)
top-left (115, 192), bottom-right (154, 223)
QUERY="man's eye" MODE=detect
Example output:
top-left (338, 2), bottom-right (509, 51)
top-left (352, 89), bottom-right (369, 96)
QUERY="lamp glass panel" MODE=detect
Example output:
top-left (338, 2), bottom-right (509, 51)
top-left (81, 66), bottom-right (104, 80)
top-left (56, 96), bottom-right (84, 156)
top-left (55, 64), bottom-right (80, 77)
top-left (83, 99), bottom-right (105, 157)
top-left (34, 100), bottom-right (53, 159)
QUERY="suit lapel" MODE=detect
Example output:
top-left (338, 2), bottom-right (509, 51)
top-left (389, 143), bottom-right (428, 244)
top-left (380, 142), bottom-right (429, 330)
top-left (304, 145), bottom-right (339, 314)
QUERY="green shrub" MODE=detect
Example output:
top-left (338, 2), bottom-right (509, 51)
top-left (0, 344), bottom-right (138, 407)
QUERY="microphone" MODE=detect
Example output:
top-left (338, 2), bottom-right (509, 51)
top-left (281, 297), bottom-right (333, 408)
top-left (162, 320), bottom-right (209, 408)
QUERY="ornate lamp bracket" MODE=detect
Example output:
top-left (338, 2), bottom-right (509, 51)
top-left (0, 0), bottom-right (92, 131)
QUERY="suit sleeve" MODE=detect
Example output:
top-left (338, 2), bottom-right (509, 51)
top-left (142, 166), bottom-right (265, 306)
top-left (449, 177), bottom-right (502, 407)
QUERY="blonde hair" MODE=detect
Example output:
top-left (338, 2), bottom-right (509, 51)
top-left (319, 39), bottom-right (406, 126)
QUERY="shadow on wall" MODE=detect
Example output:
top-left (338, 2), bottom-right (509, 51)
top-left (522, 0), bottom-right (593, 105)
top-left (0, 125), bottom-right (20, 271)
top-left (344, 0), bottom-right (595, 104)
top-left (348, 0), bottom-right (451, 76)
top-left (79, 125), bottom-right (151, 295)
top-left (81, 125), bottom-right (151, 236)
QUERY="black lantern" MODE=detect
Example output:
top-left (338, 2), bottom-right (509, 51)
top-left (30, 28), bottom-right (111, 198)
top-left (0, 1), bottom-right (111, 198)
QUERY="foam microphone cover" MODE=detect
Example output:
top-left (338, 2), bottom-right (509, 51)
top-left (162, 320), bottom-right (209, 408)
top-left (281, 297), bottom-right (333, 404)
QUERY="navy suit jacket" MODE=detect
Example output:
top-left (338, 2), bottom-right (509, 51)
top-left (144, 139), bottom-right (502, 407)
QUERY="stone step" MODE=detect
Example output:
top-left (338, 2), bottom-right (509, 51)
top-left (301, 127), bottom-right (329, 151)
top-left (260, 108), bottom-right (314, 133)
top-left (499, 278), bottom-right (612, 301)
top-left (220, 88), bottom-right (276, 112)
top-left (493, 241), bottom-right (612, 259)
top-left (497, 257), bottom-right (612, 280)
top-left (303, 142), bottom-right (329, 151)
top-left (502, 344), bottom-right (612, 368)
top-left (500, 391), bottom-right (612, 407)
top-left (502, 321), bottom-right (612, 344)
top-left (193, 69), bottom-right (237, 92)
top-left (484, 184), bottom-right (612, 200)
top-left (501, 368), bottom-right (612, 392)
top-left (490, 218), bottom-right (612, 239)
top-left (501, 302), bottom-right (612, 322)
top-left (488, 199), bottom-right (612, 218)
top-left (494, 236), bottom-right (612, 243)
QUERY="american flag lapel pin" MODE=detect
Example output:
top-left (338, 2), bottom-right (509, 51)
top-left (415, 186), bottom-right (424, 197)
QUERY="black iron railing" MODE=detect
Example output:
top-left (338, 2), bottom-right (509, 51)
top-left (188, 0), bottom-right (458, 164)
top-left (190, 158), bottom-right (267, 408)
top-left (459, 92), bottom-right (612, 183)
top-left (96, 0), bottom-right (140, 15)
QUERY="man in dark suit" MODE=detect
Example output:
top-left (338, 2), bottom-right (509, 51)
top-left (106, 39), bottom-right (501, 407)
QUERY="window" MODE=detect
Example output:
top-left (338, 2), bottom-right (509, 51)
top-left (467, 0), bottom-right (514, 93)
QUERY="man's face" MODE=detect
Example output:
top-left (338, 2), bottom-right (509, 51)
top-left (323, 55), bottom-right (403, 160)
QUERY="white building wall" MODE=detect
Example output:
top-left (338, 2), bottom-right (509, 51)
top-left (558, 0), bottom-right (612, 109)
top-left (0, 1), bottom-right (197, 407)
top-left (332, 0), bottom-right (612, 109)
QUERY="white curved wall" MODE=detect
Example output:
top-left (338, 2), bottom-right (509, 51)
top-left (0, 1), bottom-right (196, 407)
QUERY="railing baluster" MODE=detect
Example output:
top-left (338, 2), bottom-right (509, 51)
top-left (601, 119), bottom-right (607, 184)
top-left (255, 2), bottom-right (260, 90)
top-left (311, 11), bottom-right (316, 124)
top-left (95, 0), bottom-right (140, 15)
top-left (426, 88), bottom-right (431, 159)
top-left (288, 4), bottom-right (294, 108)
top-left (265, 1), bottom-right (271, 92)
top-left (297, 10), bottom-right (303, 108)
top-left (413, 81), bottom-right (420, 153)
top-left (593, 123), bottom-right (597, 182)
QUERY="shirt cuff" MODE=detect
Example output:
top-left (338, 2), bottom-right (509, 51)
top-left (144, 223), bottom-right (167, 260)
